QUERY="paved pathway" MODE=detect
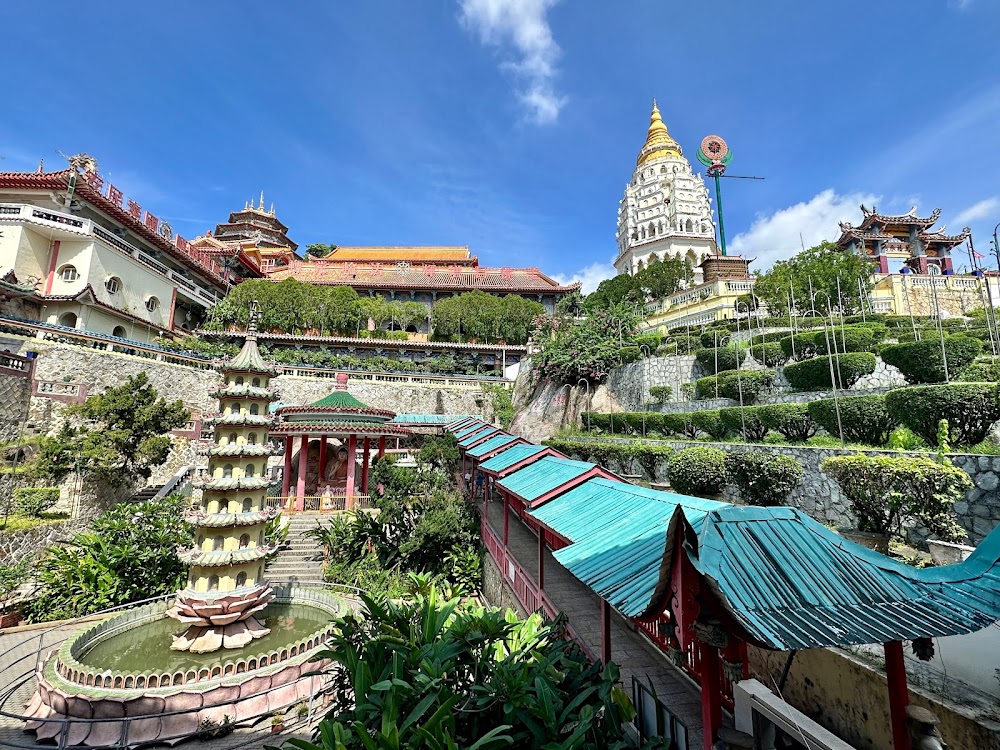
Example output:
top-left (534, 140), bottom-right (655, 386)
top-left (482, 495), bottom-right (705, 748)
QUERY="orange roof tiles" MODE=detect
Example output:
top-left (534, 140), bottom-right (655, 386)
top-left (326, 246), bottom-right (471, 262)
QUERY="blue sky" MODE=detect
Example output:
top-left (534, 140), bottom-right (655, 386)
top-left (3, 0), bottom-right (1000, 290)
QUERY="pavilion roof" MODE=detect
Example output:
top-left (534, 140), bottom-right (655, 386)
top-left (312, 390), bottom-right (369, 409)
top-left (466, 433), bottom-right (520, 459)
top-left (478, 443), bottom-right (548, 474)
top-left (496, 455), bottom-right (601, 506)
top-left (458, 427), bottom-right (502, 448)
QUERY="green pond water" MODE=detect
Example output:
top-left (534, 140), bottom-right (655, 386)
top-left (76, 603), bottom-right (332, 674)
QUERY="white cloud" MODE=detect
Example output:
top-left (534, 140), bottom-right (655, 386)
top-left (458, 0), bottom-right (567, 124)
top-left (953, 197), bottom-right (999, 226)
top-left (552, 261), bottom-right (617, 293)
top-left (729, 189), bottom-right (879, 271)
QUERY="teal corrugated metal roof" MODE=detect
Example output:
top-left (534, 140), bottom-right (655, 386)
top-left (497, 456), bottom-right (595, 503)
top-left (537, 479), bottom-right (727, 617)
top-left (466, 434), bottom-right (519, 459)
top-left (480, 444), bottom-right (548, 474)
top-left (447, 417), bottom-right (478, 431)
top-left (391, 414), bottom-right (471, 425)
top-left (459, 427), bottom-right (501, 447)
top-left (685, 506), bottom-right (1000, 649)
top-left (454, 423), bottom-right (488, 440)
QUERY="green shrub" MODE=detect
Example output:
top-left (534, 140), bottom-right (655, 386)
top-left (784, 353), bottom-right (877, 391)
top-left (691, 410), bottom-right (728, 440)
top-left (582, 412), bottom-right (609, 431)
top-left (821, 454), bottom-right (969, 542)
top-left (752, 342), bottom-right (789, 367)
top-left (648, 385), bottom-right (673, 403)
top-left (958, 356), bottom-right (1000, 383)
top-left (756, 404), bottom-right (818, 442)
top-left (725, 450), bottom-right (804, 506)
top-left (13, 488), bottom-right (60, 517)
top-left (666, 447), bottom-right (729, 497)
top-left (813, 327), bottom-right (878, 354)
top-left (662, 413), bottom-right (699, 439)
top-left (779, 333), bottom-right (819, 362)
top-left (808, 394), bottom-right (897, 446)
top-left (748, 331), bottom-right (794, 345)
top-left (634, 332), bottom-right (662, 352)
top-left (880, 335), bottom-right (984, 384)
top-left (695, 346), bottom-right (746, 374)
top-left (617, 412), bottom-right (664, 435)
top-left (696, 374), bottom-right (722, 400)
top-left (619, 346), bottom-right (641, 365)
top-left (885, 383), bottom-right (1000, 447)
top-left (697, 370), bottom-right (774, 403)
top-left (719, 406), bottom-right (769, 441)
top-left (699, 329), bottom-right (732, 348)
top-left (680, 382), bottom-right (696, 401)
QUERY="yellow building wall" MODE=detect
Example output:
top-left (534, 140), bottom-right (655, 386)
top-left (0, 225), bottom-right (50, 283)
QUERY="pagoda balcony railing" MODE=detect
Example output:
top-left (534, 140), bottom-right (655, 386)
top-left (267, 495), bottom-right (374, 513)
top-left (0, 203), bottom-right (222, 306)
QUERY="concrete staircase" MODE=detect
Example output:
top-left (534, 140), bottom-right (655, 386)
top-left (265, 513), bottom-right (329, 583)
top-left (128, 484), bottom-right (164, 503)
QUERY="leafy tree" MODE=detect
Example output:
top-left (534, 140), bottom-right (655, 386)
top-left (306, 243), bottom-right (337, 258)
top-left (297, 587), bottom-right (639, 750)
top-left (431, 291), bottom-right (543, 344)
top-left (24, 496), bottom-right (192, 622)
top-left (585, 255), bottom-right (692, 310)
top-left (752, 241), bottom-right (874, 316)
top-left (555, 289), bottom-right (584, 316)
top-left (417, 434), bottom-right (460, 474)
top-left (533, 302), bottom-right (641, 383)
top-left (33, 373), bottom-right (190, 486)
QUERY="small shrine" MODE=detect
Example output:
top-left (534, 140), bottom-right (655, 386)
top-left (273, 375), bottom-right (411, 511)
top-left (168, 307), bottom-right (282, 652)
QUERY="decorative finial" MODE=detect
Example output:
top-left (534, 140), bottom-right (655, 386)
top-left (35, 159), bottom-right (44, 174)
top-left (269, 202), bottom-right (275, 215)
top-left (258, 191), bottom-right (265, 210)
top-left (652, 97), bottom-right (657, 110)
top-left (247, 300), bottom-right (261, 340)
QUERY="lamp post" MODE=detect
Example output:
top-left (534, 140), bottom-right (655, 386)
top-left (803, 307), bottom-right (845, 446)
top-left (639, 344), bottom-right (651, 437)
top-left (733, 303), bottom-right (750, 439)
top-left (578, 378), bottom-right (592, 433)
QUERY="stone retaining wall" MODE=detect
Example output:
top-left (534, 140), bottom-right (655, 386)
top-left (0, 517), bottom-right (89, 565)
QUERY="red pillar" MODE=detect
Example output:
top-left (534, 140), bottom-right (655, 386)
top-left (361, 437), bottom-right (371, 495)
top-left (346, 434), bottom-right (357, 509)
top-left (600, 600), bottom-right (612, 664)
top-left (699, 643), bottom-right (723, 750)
top-left (295, 434), bottom-right (308, 512)
top-left (377, 435), bottom-right (386, 459)
top-left (884, 640), bottom-right (911, 750)
top-left (281, 437), bottom-right (292, 501)
top-left (318, 438), bottom-right (328, 486)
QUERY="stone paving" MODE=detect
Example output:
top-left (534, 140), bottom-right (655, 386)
top-left (480, 495), bottom-right (705, 747)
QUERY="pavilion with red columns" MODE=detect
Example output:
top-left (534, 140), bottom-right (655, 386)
top-left (272, 373), bottom-right (410, 511)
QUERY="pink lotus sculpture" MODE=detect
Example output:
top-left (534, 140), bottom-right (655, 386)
top-left (166, 584), bottom-right (274, 653)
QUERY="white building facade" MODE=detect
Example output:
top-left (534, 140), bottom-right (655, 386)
top-left (615, 102), bottom-right (717, 280)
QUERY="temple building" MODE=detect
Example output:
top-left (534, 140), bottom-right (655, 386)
top-left (615, 101), bottom-right (718, 279)
top-left (169, 310), bottom-right (280, 652)
top-left (0, 155), bottom-right (236, 341)
top-left (836, 205), bottom-right (969, 274)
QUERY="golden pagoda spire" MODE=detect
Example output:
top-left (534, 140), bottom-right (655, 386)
top-left (636, 99), bottom-right (682, 166)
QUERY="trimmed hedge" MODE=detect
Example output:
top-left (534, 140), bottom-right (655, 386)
top-left (648, 385), bottom-right (673, 403)
top-left (725, 450), bottom-right (803, 506)
top-left (544, 438), bottom-right (673, 480)
top-left (880, 335), bottom-right (983, 384)
top-left (885, 383), bottom-right (1000, 447)
top-left (699, 329), bottom-right (732, 348)
top-left (13, 488), bottom-right (60, 517)
top-left (783, 353), bottom-right (876, 391)
top-left (615, 412), bottom-right (664, 435)
top-left (756, 403), bottom-right (818, 441)
top-left (719, 406), bottom-right (769, 441)
top-left (663, 413), bottom-right (700, 439)
top-left (778, 333), bottom-right (819, 362)
top-left (695, 346), bottom-right (746, 374)
top-left (691, 409), bottom-right (728, 440)
top-left (958, 356), bottom-right (1000, 383)
top-left (807, 394), bottom-right (897, 446)
top-left (696, 370), bottom-right (774, 403)
top-left (812, 327), bottom-right (878, 354)
top-left (748, 331), bottom-right (793, 345)
top-left (751, 342), bottom-right (789, 368)
top-left (666, 447), bottom-right (729, 497)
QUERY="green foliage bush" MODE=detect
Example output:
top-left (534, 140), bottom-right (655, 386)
top-left (700, 328), bottom-right (732, 348)
top-left (885, 383), bottom-right (1000, 447)
top-left (784, 353), bottom-right (876, 391)
top-left (756, 404), bottom-right (818, 441)
top-left (880, 335), bottom-right (984, 384)
top-left (821, 454), bottom-right (969, 541)
top-left (779, 333), bottom-right (819, 361)
top-left (958, 356), bottom-right (1000, 383)
top-left (725, 450), bottom-right (803, 506)
top-left (690, 409), bottom-right (728, 440)
top-left (812, 327), bottom-right (878, 354)
top-left (696, 346), bottom-right (746, 374)
top-left (808, 394), bottom-right (897, 446)
top-left (12, 488), bottom-right (59, 517)
top-left (25, 496), bottom-right (192, 622)
top-left (662, 412), bottom-right (700, 438)
top-left (720, 407), bottom-right (769, 442)
top-left (533, 302), bottom-right (640, 383)
top-left (648, 385), bottom-right (673, 403)
top-left (666, 447), bottom-right (729, 497)
top-left (752, 341), bottom-right (789, 367)
top-left (696, 369), bottom-right (774, 403)
top-left (544, 438), bottom-right (672, 479)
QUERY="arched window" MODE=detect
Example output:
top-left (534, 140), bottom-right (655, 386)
top-left (250, 403), bottom-right (260, 415)
top-left (230, 402), bottom-right (241, 414)
top-left (112, 325), bottom-right (127, 338)
top-left (213, 537), bottom-right (223, 551)
top-left (247, 432), bottom-right (257, 445)
top-left (236, 572), bottom-right (247, 587)
top-left (208, 575), bottom-right (220, 591)
top-left (223, 464), bottom-right (233, 478)
top-left (257, 565), bottom-right (263, 580)
top-left (228, 432), bottom-right (238, 445)
top-left (242, 497), bottom-right (252, 512)
top-left (58, 312), bottom-right (78, 328)
top-left (59, 265), bottom-right (79, 282)
top-left (145, 296), bottom-right (159, 313)
top-left (105, 276), bottom-right (122, 294)
top-left (235, 376), bottom-right (244, 385)
top-left (245, 464), bottom-right (255, 478)
top-left (258, 530), bottom-right (264, 544)
top-left (251, 377), bottom-right (261, 387)
top-left (239, 533), bottom-right (250, 548)
top-left (660, 166), bottom-right (667, 174)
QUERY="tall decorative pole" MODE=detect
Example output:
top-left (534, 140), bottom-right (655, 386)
top-left (697, 135), bottom-right (733, 256)
top-left (168, 302), bottom-right (282, 652)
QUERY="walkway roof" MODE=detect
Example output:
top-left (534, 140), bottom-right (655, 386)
top-left (454, 423), bottom-right (489, 440)
top-left (497, 455), bottom-right (598, 505)
top-left (466, 433), bottom-right (520, 459)
top-left (459, 427), bottom-right (501, 448)
top-left (391, 414), bottom-right (471, 425)
top-left (479, 443), bottom-right (549, 474)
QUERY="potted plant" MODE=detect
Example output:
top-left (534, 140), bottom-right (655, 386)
top-left (295, 702), bottom-right (309, 720)
top-left (821, 453), bottom-right (969, 553)
top-left (271, 712), bottom-right (285, 733)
